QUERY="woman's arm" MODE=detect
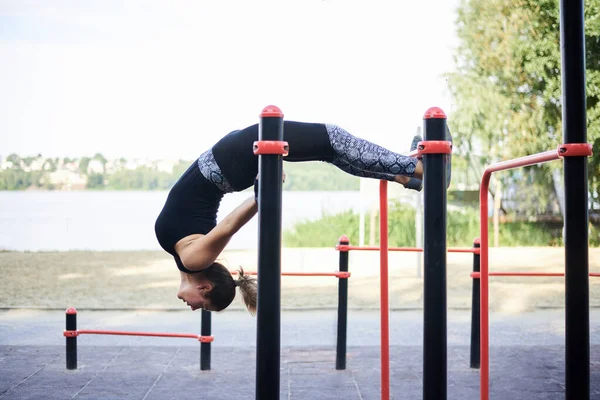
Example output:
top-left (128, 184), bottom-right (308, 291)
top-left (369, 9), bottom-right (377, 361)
top-left (178, 196), bottom-right (258, 271)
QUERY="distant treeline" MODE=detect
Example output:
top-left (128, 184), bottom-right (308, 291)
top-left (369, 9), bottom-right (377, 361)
top-left (0, 154), bottom-right (360, 191)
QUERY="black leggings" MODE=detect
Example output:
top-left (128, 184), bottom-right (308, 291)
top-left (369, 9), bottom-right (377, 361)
top-left (201, 121), bottom-right (418, 192)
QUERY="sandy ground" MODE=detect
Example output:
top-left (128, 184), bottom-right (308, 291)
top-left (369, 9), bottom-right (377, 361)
top-left (1, 247), bottom-right (599, 313)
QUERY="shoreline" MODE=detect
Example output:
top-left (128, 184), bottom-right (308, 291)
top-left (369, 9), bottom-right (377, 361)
top-left (2, 247), bottom-right (600, 312)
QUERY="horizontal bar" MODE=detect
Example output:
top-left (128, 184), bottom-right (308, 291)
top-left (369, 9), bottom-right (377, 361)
top-left (336, 245), bottom-right (478, 254)
top-left (231, 271), bottom-right (351, 278)
top-left (64, 330), bottom-right (213, 342)
top-left (483, 149), bottom-right (560, 175)
top-left (471, 272), bottom-right (600, 278)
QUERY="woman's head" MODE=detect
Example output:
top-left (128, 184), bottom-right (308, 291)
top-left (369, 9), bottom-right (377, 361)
top-left (177, 262), bottom-right (257, 314)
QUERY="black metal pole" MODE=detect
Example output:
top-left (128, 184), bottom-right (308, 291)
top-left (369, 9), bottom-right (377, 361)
top-left (336, 235), bottom-right (350, 370)
top-left (255, 106), bottom-right (285, 400)
top-left (470, 238), bottom-right (481, 369)
top-left (200, 309), bottom-right (211, 371)
top-left (66, 308), bottom-right (77, 370)
top-left (560, 1), bottom-right (590, 399)
top-left (422, 108), bottom-right (448, 400)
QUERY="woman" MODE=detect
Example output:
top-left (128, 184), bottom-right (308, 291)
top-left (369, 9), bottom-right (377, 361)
top-left (154, 121), bottom-right (450, 314)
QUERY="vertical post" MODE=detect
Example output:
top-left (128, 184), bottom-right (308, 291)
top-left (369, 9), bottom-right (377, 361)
top-left (336, 235), bottom-right (350, 370)
top-left (422, 107), bottom-right (448, 400)
top-left (415, 191), bottom-right (423, 278)
top-left (560, 1), bottom-right (590, 399)
top-left (255, 105), bottom-right (285, 400)
top-left (200, 310), bottom-right (212, 371)
top-left (470, 238), bottom-right (481, 369)
top-left (66, 308), bottom-right (77, 370)
top-left (379, 181), bottom-right (390, 400)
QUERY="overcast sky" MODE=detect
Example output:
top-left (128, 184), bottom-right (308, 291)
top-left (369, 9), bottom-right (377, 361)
top-left (0, 0), bottom-right (461, 160)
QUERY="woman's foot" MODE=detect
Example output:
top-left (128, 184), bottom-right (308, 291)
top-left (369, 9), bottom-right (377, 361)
top-left (402, 135), bottom-right (423, 191)
top-left (400, 126), bottom-right (453, 191)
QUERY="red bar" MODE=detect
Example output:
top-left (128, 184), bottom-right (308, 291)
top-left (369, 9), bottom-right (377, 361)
top-left (230, 271), bottom-right (350, 278)
top-left (471, 272), bottom-right (600, 278)
top-left (64, 330), bottom-right (214, 342)
top-left (479, 149), bottom-right (561, 400)
top-left (379, 180), bottom-right (390, 400)
top-left (335, 245), bottom-right (478, 254)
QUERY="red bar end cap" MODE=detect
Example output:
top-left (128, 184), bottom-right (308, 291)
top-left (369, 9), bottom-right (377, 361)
top-left (260, 105), bottom-right (284, 118)
top-left (66, 307), bottom-right (77, 315)
top-left (338, 235), bottom-right (349, 243)
top-left (473, 237), bottom-right (481, 245)
top-left (423, 107), bottom-right (447, 119)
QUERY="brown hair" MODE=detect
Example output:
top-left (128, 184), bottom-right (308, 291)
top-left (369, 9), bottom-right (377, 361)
top-left (201, 262), bottom-right (257, 315)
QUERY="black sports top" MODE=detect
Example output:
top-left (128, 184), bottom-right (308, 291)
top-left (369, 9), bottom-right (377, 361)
top-left (154, 122), bottom-right (334, 274)
top-left (154, 162), bottom-right (224, 273)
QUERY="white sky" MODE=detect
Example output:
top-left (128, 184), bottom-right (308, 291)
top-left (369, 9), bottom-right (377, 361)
top-left (0, 0), bottom-right (460, 160)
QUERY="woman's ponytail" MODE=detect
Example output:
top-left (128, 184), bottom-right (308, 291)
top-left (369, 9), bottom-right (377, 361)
top-left (235, 267), bottom-right (257, 315)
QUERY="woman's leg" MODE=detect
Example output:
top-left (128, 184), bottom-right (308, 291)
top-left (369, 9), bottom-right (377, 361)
top-left (325, 124), bottom-right (421, 182)
top-left (283, 121), bottom-right (422, 184)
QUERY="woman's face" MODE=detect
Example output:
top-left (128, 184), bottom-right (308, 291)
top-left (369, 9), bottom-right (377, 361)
top-left (177, 281), bottom-right (213, 311)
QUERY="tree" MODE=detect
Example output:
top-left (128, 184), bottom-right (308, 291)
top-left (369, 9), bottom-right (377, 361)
top-left (448, 0), bottom-right (600, 214)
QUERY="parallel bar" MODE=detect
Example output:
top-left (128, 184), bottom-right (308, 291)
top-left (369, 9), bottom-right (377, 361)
top-left (232, 271), bottom-right (350, 277)
top-left (472, 272), bottom-right (600, 278)
top-left (479, 150), bottom-right (562, 400)
top-left (337, 245), bottom-right (477, 254)
top-left (336, 236), bottom-right (350, 370)
top-left (74, 330), bottom-right (212, 341)
top-left (379, 180), bottom-right (390, 400)
top-left (560, 1), bottom-right (590, 398)
top-left (422, 108), bottom-right (448, 400)
top-left (200, 310), bottom-right (212, 370)
top-left (255, 106), bottom-right (285, 400)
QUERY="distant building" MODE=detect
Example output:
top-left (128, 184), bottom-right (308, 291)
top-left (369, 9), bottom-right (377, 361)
top-left (48, 170), bottom-right (88, 190)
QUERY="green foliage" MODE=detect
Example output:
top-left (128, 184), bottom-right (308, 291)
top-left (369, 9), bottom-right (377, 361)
top-left (86, 173), bottom-right (105, 189)
top-left (283, 201), bottom-right (581, 248)
top-left (448, 0), bottom-right (600, 213)
top-left (0, 168), bottom-right (42, 190)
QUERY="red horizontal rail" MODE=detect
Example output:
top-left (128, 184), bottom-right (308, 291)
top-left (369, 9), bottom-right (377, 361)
top-left (472, 272), bottom-right (600, 278)
top-left (231, 271), bottom-right (351, 278)
top-left (63, 329), bottom-right (214, 342)
top-left (336, 245), bottom-right (478, 254)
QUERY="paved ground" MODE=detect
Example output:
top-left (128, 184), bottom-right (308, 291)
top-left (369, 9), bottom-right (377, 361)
top-left (1, 309), bottom-right (600, 399)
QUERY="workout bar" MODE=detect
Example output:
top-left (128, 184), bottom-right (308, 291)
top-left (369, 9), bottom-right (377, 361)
top-left (561, 2), bottom-right (591, 399)
top-left (64, 308), bottom-right (213, 370)
top-left (470, 239), bottom-right (481, 369)
top-left (231, 270), bottom-right (351, 278)
top-left (336, 235), bottom-right (350, 370)
top-left (201, 309), bottom-right (211, 371)
top-left (379, 180), bottom-right (391, 400)
top-left (479, 147), bottom-right (592, 399)
top-left (63, 330), bottom-right (213, 341)
top-left (471, 272), bottom-right (600, 278)
top-left (335, 244), bottom-right (478, 254)
top-left (422, 106), bottom-right (449, 400)
top-left (255, 105), bottom-right (285, 400)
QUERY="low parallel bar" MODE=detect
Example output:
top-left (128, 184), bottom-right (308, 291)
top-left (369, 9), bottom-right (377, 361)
top-left (64, 329), bottom-right (214, 342)
top-left (472, 272), bottom-right (600, 278)
top-left (336, 245), bottom-right (478, 254)
top-left (231, 271), bottom-right (351, 278)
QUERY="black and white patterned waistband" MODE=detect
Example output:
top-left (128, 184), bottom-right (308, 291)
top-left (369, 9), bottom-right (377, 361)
top-left (197, 149), bottom-right (235, 193)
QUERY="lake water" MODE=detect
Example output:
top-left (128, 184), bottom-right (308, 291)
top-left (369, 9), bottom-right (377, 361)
top-left (0, 191), bottom-right (370, 251)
